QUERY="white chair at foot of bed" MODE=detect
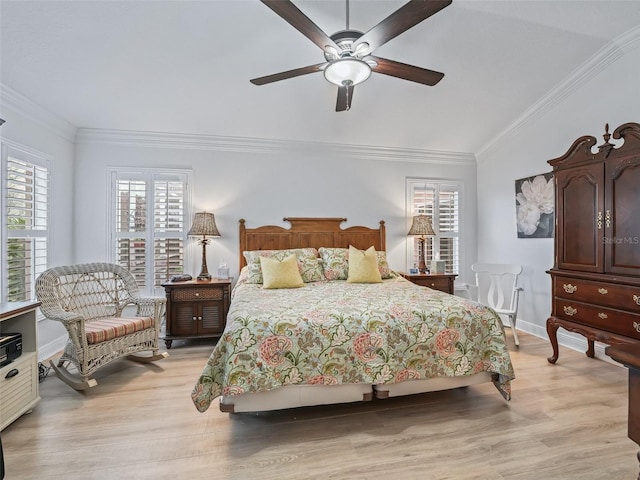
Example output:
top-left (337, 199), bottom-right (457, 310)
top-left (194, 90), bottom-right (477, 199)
top-left (471, 263), bottom-right (523, 346)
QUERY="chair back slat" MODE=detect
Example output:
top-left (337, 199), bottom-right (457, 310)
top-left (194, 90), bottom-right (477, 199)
top-left (472, 263), bottom-right (522, 313)
top-left (36, 263), bottom-right (140, 321)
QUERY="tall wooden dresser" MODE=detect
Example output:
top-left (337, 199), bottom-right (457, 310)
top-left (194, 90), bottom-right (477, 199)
top-left (547, 122), bottom-right (640, 364)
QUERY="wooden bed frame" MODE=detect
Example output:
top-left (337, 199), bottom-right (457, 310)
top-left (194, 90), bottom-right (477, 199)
top-left (219, 217), bottom-right (494, 413)
top-left (238, 217), bottom-right (385, 271)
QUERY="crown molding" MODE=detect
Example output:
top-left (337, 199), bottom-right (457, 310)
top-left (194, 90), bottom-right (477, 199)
top-left (75, 128), bottom-right (476, 166)
top-left (0, 83), bottom-right (77, 143)
top-left (476, 25), bottom-right (640, 160)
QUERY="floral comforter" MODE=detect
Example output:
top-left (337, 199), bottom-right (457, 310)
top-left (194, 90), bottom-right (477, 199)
top-left (191, 271), bottom-right (515, 412)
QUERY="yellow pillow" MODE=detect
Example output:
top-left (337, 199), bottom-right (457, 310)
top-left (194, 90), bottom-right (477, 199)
top-left (260, 254), bottom-right (305, 289)
top-left (347, 245), bottom-right (382, 283)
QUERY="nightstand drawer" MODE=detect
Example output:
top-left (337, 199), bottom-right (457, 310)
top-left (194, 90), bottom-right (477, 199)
top-left (398, 272), bottom-right (457, 295)
top-left (412, 277), bottom-right (450, 291)
top-left (172, 288), bottom-right (223, 302)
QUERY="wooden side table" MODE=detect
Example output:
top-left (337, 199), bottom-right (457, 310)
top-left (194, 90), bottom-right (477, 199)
top-left (398, 272), bottom-right (457, 295)
top-left (1, 301), bottom-right (40, 431)
top-left (161, 278), bottom-right (232, 348)
top-left (606, 342), bottom-right (640, 480)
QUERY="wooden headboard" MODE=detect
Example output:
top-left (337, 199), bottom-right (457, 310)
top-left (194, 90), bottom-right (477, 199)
top-left (238, 217), bottom-right (386, 270)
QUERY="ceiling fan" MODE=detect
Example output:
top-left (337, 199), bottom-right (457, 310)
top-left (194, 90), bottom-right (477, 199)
top-left (250, 0), bottom-right (452, 112)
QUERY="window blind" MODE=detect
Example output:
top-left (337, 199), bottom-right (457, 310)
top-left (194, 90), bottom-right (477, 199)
top-left (110, 170), bottom-right (189, 293)
top-left (4, 155), bottom-right (49, 302)
top-left (408, 179), bottom-right (461, 275)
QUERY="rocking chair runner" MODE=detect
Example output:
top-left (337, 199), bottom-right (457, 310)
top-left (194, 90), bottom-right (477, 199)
top-left (35, 263), bottom-right (168, 390)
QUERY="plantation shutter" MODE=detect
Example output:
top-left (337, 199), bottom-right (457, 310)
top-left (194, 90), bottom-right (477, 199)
top-left (111, 170), bottom-right (189, 293)
top-left (408, 180), bottom-right (461, 275)
top-left (4, 151), bottom-right (49, 302)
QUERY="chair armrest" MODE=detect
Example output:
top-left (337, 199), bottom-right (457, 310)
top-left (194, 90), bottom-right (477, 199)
top-left (39, 305), bottom-right (84, 326)
top-left (130, 296), bottom-right (166, 319)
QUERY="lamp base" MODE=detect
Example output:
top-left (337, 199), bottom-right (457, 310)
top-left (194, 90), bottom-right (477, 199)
top-left (197, 273), bottom-right (212, 281)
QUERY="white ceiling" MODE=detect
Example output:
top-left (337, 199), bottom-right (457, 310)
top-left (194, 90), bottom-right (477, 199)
top-left (1, 0), bottom-right (639, 154)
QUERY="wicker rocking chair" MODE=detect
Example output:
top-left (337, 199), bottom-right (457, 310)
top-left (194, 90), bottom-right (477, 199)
top-left (35, 263), bottom-right (168, 390)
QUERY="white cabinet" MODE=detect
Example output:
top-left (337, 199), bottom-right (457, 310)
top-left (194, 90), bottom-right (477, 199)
top-left (1, 301), bottom-right (40, 431)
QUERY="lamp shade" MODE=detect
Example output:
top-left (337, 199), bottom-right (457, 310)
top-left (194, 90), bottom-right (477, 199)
top-left (407, 215), bottom-right (435, 236)
top-left (324, 58), bottom-right (372, 86)
top-left (188, 212), bottom-right (220, 237)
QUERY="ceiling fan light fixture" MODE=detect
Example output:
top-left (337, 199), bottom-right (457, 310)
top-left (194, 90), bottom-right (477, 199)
top-left (323, 57), bottom-right (371, 86)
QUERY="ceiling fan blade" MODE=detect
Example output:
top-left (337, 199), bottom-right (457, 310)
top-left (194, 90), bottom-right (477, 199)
top-left (336, 83), bottom-right (354, 112)
top-left (369, 56), bottom-right (444, 86)
top-left (260, 0), bottom-right (339, 52)
top-left (250, 63), bottom-right (327, 86)
top-left (353, 0), bottom-right (452, 56)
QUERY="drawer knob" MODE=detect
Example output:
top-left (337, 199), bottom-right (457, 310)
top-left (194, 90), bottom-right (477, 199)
top-left (563, 284), bottom-right (577, 294)
top-left (598, 288), bottom-right (608, 295)
top-left (192, 316), bottom-right (197, 321)
top-left (634, 321), bottom-right (640, 333)
top-left (563, 306), bottom-right (577, 316)
top-left (195, 292), bottom-right (200, 297)
top-left (634, 294), bottom-right (640, 306)
top-left (430, 283), bottom-right (435, 287)
top-left (598, 312), bottom-right (608, 319)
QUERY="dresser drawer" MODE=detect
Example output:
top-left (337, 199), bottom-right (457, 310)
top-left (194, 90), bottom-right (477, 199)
top-left (171, 287), bottom-right (223, 302)
top-left (555, 298), bottom-right (640, 339)
top-left (1, 352), bottom-right (38, 425)
top-left (554, 276), bottom-right (640, 314)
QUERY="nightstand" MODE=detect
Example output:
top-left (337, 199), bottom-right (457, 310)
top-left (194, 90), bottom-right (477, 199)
top-left (161, 278), bottom-right (232, 348)
top-left (398, 272), bottom-right (457, 294)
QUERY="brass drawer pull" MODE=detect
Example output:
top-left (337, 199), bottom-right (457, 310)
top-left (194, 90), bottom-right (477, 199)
top-left (563, 284), bottom-right (577, 294)
top-left (563, 306), bottom-right (577, 316)
top-left (598, 312), bottom-right (608, 319)
top-left (598, 288), bottom-right (608, 295)
top-left (634, 294), bottom-right (640, 306)
top-left (634, 322), bottom-right (640, 333)
top-left (597, 211), bottom-right (603, 230)
top-left (605, 210), bottom-right (611, 228)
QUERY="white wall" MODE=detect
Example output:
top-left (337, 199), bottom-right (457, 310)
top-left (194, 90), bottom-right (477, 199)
top-left (0, 89), bottom-right (77, 360)
top-left (73, 137), bottom-right (478, 292)
top-left (475, 38), bottom-right (640, 356)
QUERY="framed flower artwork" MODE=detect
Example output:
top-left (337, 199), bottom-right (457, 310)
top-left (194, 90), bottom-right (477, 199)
top-left (515, 172), bottom-right (554, 238)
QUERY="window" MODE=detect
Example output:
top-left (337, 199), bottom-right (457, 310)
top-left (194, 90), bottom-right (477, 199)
top-left (407, 179), bottom-right (462, 275)
top-left (109, 169), bottom-right (191, 294)
top-left (1, 143), bottom-right (49, 302)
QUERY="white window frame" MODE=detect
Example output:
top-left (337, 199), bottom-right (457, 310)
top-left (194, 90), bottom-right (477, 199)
top-left (406, 178), bottom-right (464, 278)
top-left (1, 141), bottom-right (51, 304)
top-left (107, 167), bottom-right (192, 296)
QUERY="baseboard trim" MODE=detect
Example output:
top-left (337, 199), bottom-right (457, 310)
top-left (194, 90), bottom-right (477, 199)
top-left (38, 336), bottom-right (67, 363)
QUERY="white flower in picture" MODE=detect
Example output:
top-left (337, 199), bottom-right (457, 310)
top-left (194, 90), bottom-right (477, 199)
top-left (517, 201), bottom-right (542, 235)
top-left (515, 173), bottom-right (554, 238)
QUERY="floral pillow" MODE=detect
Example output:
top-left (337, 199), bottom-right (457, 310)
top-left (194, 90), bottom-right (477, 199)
top-left (243, 248), bottom-right (323, 284)
top-left (319, 247), bottom-right (393, 280)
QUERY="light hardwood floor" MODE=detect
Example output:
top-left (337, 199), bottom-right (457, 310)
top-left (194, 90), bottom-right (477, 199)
top-left (2, 332), bottom-right (639, 480)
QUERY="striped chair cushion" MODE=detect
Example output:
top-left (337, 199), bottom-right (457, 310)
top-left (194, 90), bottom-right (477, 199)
top-left (85, 317), bottom-right (154, 345)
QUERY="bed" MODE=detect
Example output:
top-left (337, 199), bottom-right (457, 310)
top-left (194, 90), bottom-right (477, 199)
top-left (191, 217), bottom-right (515, 413)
